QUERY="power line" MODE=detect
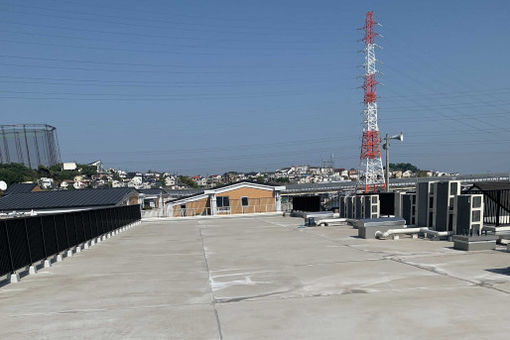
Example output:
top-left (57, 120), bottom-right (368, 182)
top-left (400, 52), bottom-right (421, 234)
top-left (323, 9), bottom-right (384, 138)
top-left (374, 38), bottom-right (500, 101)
top-left (0, 38), bottom-right (342, 57)
top-left (3, 21), bottom-right (332, 45)
top-left (0, 54), bottom-right (341, 70)
top-left (4, 4), bottom-right (338, 31)
top-left (4, 30), bottom-right (338, 52)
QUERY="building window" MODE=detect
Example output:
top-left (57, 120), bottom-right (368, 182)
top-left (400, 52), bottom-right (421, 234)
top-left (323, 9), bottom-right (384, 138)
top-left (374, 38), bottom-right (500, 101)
top-left (217, 196), bottom-right (230, 208)
top-left (241, 197), bottom-right (249, 207)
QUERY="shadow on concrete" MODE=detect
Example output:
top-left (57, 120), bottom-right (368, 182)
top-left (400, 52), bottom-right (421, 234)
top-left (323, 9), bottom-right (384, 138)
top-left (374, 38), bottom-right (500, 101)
top-left (486, 267), bottom-right (510, 276)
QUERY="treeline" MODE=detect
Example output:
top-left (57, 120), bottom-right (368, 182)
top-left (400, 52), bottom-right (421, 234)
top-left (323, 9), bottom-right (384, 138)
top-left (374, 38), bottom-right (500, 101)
top-left (388, 163), bottom-right (419, 173)
top-left (0, 163), bottom-right (97, 186)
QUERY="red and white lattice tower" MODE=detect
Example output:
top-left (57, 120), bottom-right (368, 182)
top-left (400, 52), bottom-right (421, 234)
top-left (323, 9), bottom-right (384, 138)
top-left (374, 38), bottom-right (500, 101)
top-left (356, 11), bottom-right (385, 193)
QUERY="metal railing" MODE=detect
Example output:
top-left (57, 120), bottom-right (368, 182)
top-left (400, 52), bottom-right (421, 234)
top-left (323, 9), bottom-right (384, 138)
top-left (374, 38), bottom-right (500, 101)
top-left (468, 188), bottom-right (510, 226)
top-left (0, 205), bottom-right (141, 277)
top-left (172, 204), bottom-right (276, 217)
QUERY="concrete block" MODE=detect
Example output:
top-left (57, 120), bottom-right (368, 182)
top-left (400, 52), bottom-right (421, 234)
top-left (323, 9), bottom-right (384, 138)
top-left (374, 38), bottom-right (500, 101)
top-left (56, 254), bottom-right (63, 262)
top-left (84, 242), bottom-right (89, 249)
top-left (76, 246), bottom-right (82, 253)
top-left (392, 234), bottom-right (400, 240)
top-left (29, 265), bottom-right (37, 275)
top-left (90, 239), bottom-right (95, 246)
top-left (358, 225), bottom-right (404, 239)
top-left (411, 233), bottom-right (418, 239)
top-left (10, 273), bottom-right (20, 283)
top-left (67, 249), bottom-right (73, 257)
top-left (44, 259), bottom-right (52, 268)
top-left (452, 235), bottom-right (497, 251)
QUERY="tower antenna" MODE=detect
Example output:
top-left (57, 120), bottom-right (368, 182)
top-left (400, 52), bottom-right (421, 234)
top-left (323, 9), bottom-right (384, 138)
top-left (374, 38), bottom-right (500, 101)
top-left (356, 11), bottom-right (385, 193)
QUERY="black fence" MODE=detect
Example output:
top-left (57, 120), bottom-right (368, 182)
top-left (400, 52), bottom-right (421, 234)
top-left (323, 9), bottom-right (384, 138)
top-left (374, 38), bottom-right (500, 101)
top-left (0, 205), bottom-right (141, 277)
top-left (292, 196), bottom-right (321, 212)
top-left (468, 188), bottom-right (510, 226)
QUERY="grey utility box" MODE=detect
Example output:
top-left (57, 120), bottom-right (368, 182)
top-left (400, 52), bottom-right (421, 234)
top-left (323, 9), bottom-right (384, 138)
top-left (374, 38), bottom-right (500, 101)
top-left (355, 195), bottom-right (364, 220)
top-left (346, 196), bottom-right (355, 219)
top-left (452, 235), bottom-right (497, 251)
top-left (416, 181), bottom-right (437, 227)
top-left (393, 191), bottom-right (406, 218)
top-left (364, 194), bottom-right (380, 219)
top-left (339, 195), bottom-right (346, 218)
top-left (402, 193), bottom-right (417, 226)
top-left (455, 194), bottom-right (484, 235)
top-left (357, 217), bottom-right (406, 239)
top-left (434, 181), bottom-right (461, 232)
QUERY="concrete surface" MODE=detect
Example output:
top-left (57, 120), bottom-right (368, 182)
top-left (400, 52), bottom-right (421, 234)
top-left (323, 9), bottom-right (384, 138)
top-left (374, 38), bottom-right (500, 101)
top-left (2, 216), bottom-right (510, 339)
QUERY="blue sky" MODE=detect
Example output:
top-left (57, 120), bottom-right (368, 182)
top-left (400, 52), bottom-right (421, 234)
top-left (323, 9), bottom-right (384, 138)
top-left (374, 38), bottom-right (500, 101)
top-left (1, 0), bottom-right (510, 175)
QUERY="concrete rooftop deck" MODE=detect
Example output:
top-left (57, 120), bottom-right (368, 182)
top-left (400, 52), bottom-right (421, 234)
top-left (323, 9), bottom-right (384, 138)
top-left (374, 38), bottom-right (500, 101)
top-left (2, 216), bottom-right (510, 339)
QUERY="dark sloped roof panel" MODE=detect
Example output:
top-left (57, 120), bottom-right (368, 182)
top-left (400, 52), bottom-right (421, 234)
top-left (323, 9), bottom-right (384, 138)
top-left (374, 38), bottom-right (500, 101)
top-left (4, 183), bottom-right (38, 195)
top-left (0, 187), bottom-right (138, 211)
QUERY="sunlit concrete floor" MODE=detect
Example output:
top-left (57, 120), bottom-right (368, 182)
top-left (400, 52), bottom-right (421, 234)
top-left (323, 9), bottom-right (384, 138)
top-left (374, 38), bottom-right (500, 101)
top-left (2, 215), bottom-right (510, 339)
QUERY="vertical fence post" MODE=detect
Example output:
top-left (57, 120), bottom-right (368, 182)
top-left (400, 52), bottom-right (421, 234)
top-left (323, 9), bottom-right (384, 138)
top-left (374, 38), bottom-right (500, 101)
top-left (496, 190), bottom-right (501, 227)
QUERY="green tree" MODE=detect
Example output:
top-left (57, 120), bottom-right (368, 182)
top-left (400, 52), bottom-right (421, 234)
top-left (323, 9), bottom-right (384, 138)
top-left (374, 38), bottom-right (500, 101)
top-left (0, 163), bottom-right (38, 186)
top-left (178, 176), bottom-right (198, 188)
top-left (78, 164), bottom-right (97, 177)
top-left (389, 163), bottom-right (419, 173)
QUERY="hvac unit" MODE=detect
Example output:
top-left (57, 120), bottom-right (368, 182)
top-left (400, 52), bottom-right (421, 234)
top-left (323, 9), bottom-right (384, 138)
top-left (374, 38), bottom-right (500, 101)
top-left (339, 195), bottom-right (346, 218)
top-left (402, 193), bottom-right (417, 226)
top-left (455, 194), bottom-right (484, 236)
top-left (346, 196), bottom-right (355, 219)
top-left (364, 194), bottom-right (380, 219)
top-left (433, 181), bottom-right (460, 232)
top-left (355, 195), bottom-right (365, 219)
top-left (393, 191), bottom-right (406, 218)
top-left (416, 181), bottom-right (437, 227)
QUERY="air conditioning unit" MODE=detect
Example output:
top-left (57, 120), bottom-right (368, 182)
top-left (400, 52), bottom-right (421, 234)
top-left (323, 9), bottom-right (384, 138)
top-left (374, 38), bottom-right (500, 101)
top-left (364, 194), bottom-right (380, 219)
top-left (346, 196), bottom-right (355, 219)
top-left (416, 181), bottom-right (437, 227)
top-left (393, 191), bottom-right (406, 217)
top-left (339, 195), bottom-right (346, 218)
top-left (402, 193), bottom-right (416, 226)
top-left (455, 194), bottom-right (484, 236)
top-left (355, 195), bottom-right (365, 219)
top-left (433, 181), bottom-right (460, 232)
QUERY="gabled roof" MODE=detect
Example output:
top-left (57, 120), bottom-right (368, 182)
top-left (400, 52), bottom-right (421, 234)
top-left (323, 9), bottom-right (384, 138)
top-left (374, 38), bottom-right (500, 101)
top-left (0, 187), bottom-right (138, 211)
top-left (166, 181), bottom-right (284, 205)
top-left (4, 183), bottom-right (39, 195)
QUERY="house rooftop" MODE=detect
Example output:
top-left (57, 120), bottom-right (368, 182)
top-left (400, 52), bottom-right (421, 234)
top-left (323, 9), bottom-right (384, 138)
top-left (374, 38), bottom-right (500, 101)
top-left (3, 183), bottom-right (39, 195)
top-left (0, 187), bottom-right (138, 211)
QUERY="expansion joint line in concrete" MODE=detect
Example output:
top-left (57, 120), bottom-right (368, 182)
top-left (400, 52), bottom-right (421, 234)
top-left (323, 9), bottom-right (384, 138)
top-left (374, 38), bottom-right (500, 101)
top-left (389, 257), bottom-right (510, 296)
top-left (198, 226), bottom-right (224, 340)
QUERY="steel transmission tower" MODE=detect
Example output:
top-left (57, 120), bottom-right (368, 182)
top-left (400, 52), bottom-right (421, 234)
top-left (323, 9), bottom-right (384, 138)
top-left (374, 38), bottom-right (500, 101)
top-left (356, 11), bottom-right (385, 193)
